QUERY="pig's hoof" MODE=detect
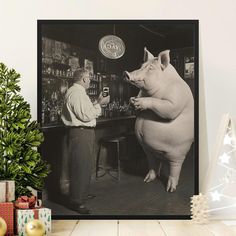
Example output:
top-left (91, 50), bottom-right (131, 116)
top-left (166, 176), bottom-right (178, 192)
top-left (144, 169), bottom-right (156, 183)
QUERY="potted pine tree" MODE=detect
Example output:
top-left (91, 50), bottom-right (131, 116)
top-left (0, 63), bottom-right (50, 197)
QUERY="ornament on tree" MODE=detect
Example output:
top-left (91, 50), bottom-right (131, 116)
top-left (25, 219), bottom-right (45, 236)
top-left (203, 114), bottom-right (236, 219)
top-left (0, 217), bottom-right (7, 236)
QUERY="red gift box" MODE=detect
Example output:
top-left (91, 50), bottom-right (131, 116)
top-left (14, 195), bottom-right (38, 209)
top-left (0, 202), bottom-right (14, 236)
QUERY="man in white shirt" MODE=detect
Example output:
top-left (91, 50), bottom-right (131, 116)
top-left (61, 68), bottom-right (110, 214)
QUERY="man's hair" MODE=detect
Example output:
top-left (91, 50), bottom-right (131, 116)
top-left (73, 68), bottom-right (89, 82)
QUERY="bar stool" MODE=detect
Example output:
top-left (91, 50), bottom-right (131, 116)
top-left (96, 136), bottom-right (126, 181)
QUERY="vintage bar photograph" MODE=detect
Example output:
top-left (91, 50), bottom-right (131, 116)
top-left (37, 20), bottom-right (199, 218)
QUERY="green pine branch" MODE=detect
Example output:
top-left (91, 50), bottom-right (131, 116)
top-left (0, 63), bottom-right (50, 197)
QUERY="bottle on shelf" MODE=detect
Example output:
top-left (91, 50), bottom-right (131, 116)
top-left (42, 63), bottom-right (47, 74)
top-left (44, 102), bottom-right (51, 125)
top-left (104, 105), bottom-right (109, 118)
top-left (49, 106), bottom-right (58, 123)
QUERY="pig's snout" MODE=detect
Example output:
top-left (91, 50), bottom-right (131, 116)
top-left (123, 71), bottom-right (132, 81)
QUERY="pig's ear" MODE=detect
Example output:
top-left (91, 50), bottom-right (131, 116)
top-left (158, 50), bottom-right (170, 70)
top-left (143, 47), bottom-right (154, 62)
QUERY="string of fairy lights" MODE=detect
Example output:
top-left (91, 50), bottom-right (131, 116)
top-left (191, 118), bottom-right (236, 223)
top-left (208, 123), bottom-right (236, 209)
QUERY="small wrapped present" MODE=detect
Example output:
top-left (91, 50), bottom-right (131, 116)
top-left (0, 180), bottom-right (15, 202)
top-left (0, 202), bottom-right (14, 236)
top-left (15, 208), bottom-right (51, 236)
top-left (14, 195), bottom-right (41, 209)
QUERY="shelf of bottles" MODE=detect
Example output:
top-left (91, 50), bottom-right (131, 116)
top-left (87, 74), bottom-right (99, 103)
top-left (41, 64), bottom-right (135, 128)
top-left (41, 56), bottom-right (73, 127)
top-left (97, 73), bottom-right (135, 119)
top-left (100, 100), bottom-right (134, 119)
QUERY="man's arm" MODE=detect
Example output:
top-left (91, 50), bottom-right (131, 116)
top-left (72, 93), bottom-right (101, 122)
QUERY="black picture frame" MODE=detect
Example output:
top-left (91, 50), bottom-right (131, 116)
top-left (37, 20), bottom-right (199, 219)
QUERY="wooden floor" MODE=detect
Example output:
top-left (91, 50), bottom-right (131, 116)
top-left (45, 147), bottom-right (195, 216)
top-left (51, 220), bottom-right (236, 235)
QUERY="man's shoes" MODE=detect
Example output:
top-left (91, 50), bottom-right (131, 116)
top-left (87, 194), bottom-right (96, 200)
top-left (69, 203), bottom-right (91, 215)
top-left (74, 204), bottom-right (91, 215)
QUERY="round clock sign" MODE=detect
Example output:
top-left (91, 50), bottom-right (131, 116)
top-left (99, 35), bottom-right (125, 59)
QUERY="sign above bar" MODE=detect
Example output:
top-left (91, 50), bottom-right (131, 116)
top-left (99, 35), bottom-right (125, 59)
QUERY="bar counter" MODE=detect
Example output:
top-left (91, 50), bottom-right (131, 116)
top-left (41, 115), bottom-right (136, 130)
top-left (97, 115), bottom-right (136, 124)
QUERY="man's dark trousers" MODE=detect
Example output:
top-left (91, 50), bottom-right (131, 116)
top-left (68, 127), bottom-right (95, 205)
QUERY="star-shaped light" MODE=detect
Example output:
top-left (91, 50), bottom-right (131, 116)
top-left (219, 152), bottom-right (231, 164)
top-left (224, 134), bottom-right (232, 145)
top-left (210, 190), bottom-right (222, 202)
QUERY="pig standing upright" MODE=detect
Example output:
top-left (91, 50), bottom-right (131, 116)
top-left (124, 48), bottom-right (194, 192)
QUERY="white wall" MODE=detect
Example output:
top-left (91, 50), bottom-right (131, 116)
top-left (1, 0), bottom-right (236, 190)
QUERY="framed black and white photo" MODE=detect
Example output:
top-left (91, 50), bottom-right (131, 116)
top-left (37, 20), bottom-right (199, 219)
